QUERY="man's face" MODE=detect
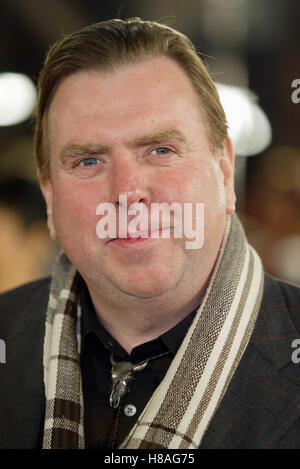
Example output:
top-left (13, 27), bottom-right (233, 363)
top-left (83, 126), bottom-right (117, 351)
top-left (42, 57), bottom-right (235, 299)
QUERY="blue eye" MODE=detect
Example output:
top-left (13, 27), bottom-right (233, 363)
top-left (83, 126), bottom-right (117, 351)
top-left (79, 158), bottom-right (99, 167)
top-left (151, 147), bottom-right (171, 155)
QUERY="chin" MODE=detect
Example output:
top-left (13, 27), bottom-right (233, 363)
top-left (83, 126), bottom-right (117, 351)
top-left (118, 285), bottom-right (172, 300)
top-left (111, 272), bottom-right (181, 300)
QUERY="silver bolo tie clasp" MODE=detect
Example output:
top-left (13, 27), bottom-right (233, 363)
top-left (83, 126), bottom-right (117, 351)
top-left (109, 353), bottom-right (148, 409)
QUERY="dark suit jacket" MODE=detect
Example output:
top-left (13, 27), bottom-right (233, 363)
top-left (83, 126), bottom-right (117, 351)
top-left (0, 273), bottom-right (300, 449)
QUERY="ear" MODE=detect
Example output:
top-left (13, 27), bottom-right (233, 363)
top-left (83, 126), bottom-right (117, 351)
top-left (219, 138), bottom-right (236, 215)
top-left (37, 169), bottom-right (58, 240)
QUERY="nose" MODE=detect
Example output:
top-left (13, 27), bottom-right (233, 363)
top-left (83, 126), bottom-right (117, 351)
top-left (109, 156), bottom-right (151, 208)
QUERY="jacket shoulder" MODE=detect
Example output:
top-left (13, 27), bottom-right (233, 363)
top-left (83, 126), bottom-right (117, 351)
top-left (0, 277), bottom-right (51, 333)
top-left (0, 277), bottom-right (50, 301)
top-left (263, 273), bottom-right (300, 334)
top-left (0, 278), bottom-right (50, 448)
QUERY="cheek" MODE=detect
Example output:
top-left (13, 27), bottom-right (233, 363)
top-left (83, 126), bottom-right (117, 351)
top-left (152, 166), bottom-right (196, 203)
top-left (52, 181), bottom-right (106, 237)
top-left (155, 162), bottom-right (223, 205)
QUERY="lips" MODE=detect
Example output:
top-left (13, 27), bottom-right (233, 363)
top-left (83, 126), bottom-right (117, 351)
top-left (107, 227), bottom-right (171, 245)
top-left (114, 227), bottom-right (169, 239)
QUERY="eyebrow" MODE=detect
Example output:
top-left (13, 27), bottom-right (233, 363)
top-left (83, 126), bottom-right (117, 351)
top-left (129, 128), bottom-right (187, 147)
top-left (59, 128), bottom-right (187, 163)
top-left (59, 143), bottom-right (109, 164)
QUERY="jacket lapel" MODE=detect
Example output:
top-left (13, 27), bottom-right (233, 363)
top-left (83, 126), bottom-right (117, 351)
top-left (201, 274), bottom-right (300, 448)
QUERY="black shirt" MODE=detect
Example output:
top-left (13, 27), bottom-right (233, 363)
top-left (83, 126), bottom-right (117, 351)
top-left (80, 281), bottom-right (197, 449)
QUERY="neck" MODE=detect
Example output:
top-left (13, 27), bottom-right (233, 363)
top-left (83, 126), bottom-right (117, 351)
top-left (86, 274), bottom-right (208, 354)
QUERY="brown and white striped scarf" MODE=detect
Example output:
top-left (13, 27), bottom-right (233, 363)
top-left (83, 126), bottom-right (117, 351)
top-left (42, 214), bottom-right (264, 449)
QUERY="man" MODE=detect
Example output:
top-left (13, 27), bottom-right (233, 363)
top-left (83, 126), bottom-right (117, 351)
top-left (0, 18), bottom-right (299, 450)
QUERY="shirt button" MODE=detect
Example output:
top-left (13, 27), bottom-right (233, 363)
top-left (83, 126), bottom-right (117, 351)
top-left (124, 404), bottom-right (137, 417)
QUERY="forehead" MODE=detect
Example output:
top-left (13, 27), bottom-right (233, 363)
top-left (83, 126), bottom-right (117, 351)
top-left (48, 56), bottom-right (206, 146)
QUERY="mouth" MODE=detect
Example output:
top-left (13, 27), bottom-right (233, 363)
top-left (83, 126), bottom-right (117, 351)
top-left (107, 228), bottom-right (171, 249)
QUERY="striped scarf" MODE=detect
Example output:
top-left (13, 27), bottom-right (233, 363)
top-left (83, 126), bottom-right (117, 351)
top-left (42, 214), bottom-right (264, 449)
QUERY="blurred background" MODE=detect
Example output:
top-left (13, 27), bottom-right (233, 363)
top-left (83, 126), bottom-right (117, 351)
top-left (0, 0), bottom-right (299, 293)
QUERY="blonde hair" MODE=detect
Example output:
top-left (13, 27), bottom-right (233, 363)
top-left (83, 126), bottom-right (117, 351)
top-left (34, 17), bottom-right (228, 181)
